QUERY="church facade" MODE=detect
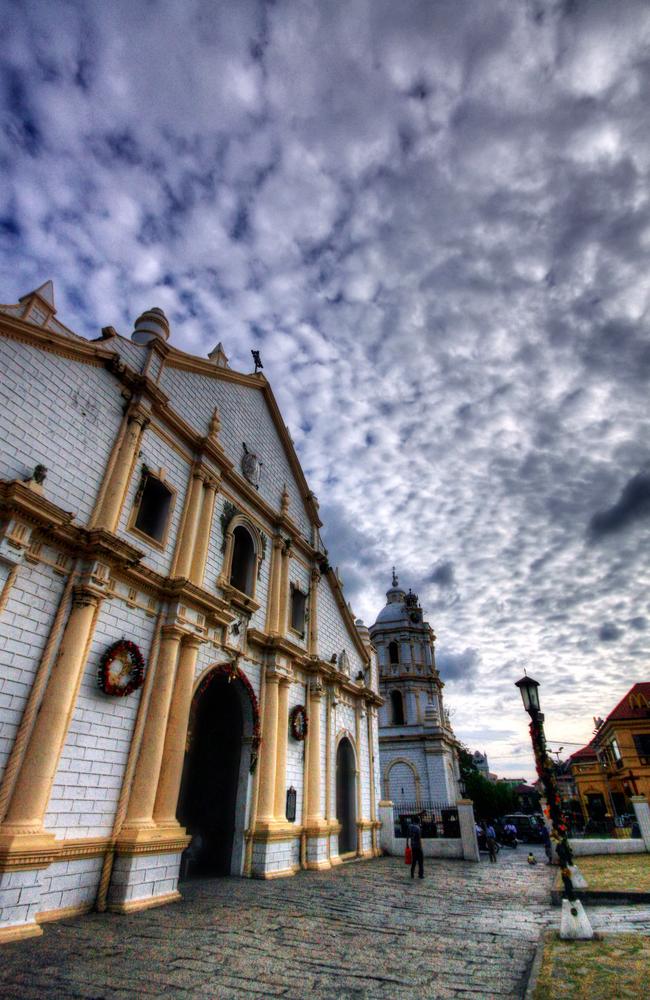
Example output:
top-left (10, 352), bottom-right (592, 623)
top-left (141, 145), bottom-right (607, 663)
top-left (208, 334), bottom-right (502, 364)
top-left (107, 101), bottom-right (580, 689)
top-left (370, 574), bottom-right (460, 805)
top-left (0, 283), bottom-right (382, 944)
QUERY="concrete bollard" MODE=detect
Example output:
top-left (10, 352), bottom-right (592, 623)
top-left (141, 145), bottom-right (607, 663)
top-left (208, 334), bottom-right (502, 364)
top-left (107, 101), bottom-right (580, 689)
top-left (456, 799), bottom-right (480, 862)
top-left (630, 796), bottom-right (650, 851)
top-left (378, 800), bottom-right (394, 855)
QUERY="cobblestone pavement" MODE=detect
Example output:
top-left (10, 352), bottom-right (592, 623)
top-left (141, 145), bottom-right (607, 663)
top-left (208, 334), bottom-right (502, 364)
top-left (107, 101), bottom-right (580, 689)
top-left (588, 904), bottom-right (650, 935)
top-left (1, 849), bottom-right (555, 1000)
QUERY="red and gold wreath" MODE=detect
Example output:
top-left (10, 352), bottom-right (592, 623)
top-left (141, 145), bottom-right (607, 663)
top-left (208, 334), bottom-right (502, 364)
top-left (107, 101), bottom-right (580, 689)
top-left (290, 704), bottom-right (308, 741)
top-left (98, 639), bottom-right (145, 697)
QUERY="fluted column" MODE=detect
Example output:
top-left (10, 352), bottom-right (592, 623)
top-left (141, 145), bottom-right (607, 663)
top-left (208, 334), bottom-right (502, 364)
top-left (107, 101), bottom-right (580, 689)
top-left (306, 680), bottom-right (324, 824)
top-left (94, 406), bottom-right (149, 532)
top-left (308, 567), bottom-right (320, 654)
top-left (256, 672), bottom-right (280, 824)
top-left (189, 477), bottom-right (218, 586)
top-left (1, 586), bottom-right (102, 839)
top-left (273, 675), bottom-right (291, 821)
top-left (152, 635), bottom-right (202, 827)
top-left (172, 469), bottom-right (205, 579)
top-left (121, 625), bottom-right (183, 834)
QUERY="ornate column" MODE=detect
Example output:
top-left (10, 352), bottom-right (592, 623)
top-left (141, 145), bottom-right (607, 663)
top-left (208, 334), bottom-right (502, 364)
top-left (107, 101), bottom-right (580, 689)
top-left (305, 680), bottom-right (324, 824)
top-left (189, 476), bottom-right (219, 586)
top-left (255, 671), bottom-right (280, 825)
top-left (152, 635), bottom-right (202, 829)
top-left (308, 567), bottom-right (320, 655)
top-left (273, 673), bottom-right (292, 822)
top-left (355, 701), bottom-right (363, 856)
top-left (277, 539), bottom-right (291, 636)
top-left (265, 536), bottom-right (283, 634)
top-left (120, 625), bottom-right (183, 838)
top-left (0, 585), bottom-right (102, 846)
top-left (93, 405), bottom-right (149, 532)
top-left (172, 467), bottom-right (205, 579)
top-left (367, 707), bottom-right (379, 855)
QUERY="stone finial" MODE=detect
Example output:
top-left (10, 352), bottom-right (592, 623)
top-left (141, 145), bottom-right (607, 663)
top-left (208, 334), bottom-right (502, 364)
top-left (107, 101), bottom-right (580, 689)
top-left (208, 342), bottom-right (229, 367)
top-left (132, 307), bottom-right (170, 345)
top-left (392, 566), bottom-right (398, 587)
top-left (280, 484), bottom-right (290, 516)
top-left (209, 406), bottom-right (221, 439)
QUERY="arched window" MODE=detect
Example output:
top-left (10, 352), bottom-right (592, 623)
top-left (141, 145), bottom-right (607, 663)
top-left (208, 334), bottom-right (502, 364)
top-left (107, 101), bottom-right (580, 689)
top-left (388, 641), bottom-right (399, 665)
top-left (230, 526), bottom-right (255, 595)
top-left (391, 689), bottom-right (405, 725)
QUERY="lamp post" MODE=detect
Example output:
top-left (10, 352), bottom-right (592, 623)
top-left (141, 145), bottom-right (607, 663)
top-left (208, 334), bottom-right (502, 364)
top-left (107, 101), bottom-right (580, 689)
top-left (515, 674), bottom-right (593, 939)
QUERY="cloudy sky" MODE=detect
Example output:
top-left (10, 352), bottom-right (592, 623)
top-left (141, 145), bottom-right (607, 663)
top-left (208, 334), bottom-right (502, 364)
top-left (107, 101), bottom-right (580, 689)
top-left (2, 0), bottom-right (650, 780)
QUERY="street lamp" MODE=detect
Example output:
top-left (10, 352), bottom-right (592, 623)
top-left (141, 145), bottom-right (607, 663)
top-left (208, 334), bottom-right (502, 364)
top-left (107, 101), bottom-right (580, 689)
top-left (515, 674), bottom-right (540, 716)
top-left (515, 673), bottom-right (593, 939)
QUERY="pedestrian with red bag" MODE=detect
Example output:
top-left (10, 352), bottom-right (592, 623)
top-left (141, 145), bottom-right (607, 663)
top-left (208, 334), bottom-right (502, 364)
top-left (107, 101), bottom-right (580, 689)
top-left (406, 816), bottom-right (424, 879)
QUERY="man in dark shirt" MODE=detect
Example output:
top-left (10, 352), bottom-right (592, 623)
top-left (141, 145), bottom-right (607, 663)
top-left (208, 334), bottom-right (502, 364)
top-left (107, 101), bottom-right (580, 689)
top-left (407, 816), bottom-right (424, 879)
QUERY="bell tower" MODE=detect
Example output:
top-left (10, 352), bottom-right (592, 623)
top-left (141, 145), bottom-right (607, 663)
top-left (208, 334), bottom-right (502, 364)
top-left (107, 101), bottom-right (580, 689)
top-left (370, 571), bottom-right (460, 804)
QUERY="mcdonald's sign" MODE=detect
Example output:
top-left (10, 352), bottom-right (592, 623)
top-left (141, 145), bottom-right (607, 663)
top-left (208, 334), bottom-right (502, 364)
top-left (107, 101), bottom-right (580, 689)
top-left (628, 692), bottom-right (650, 711)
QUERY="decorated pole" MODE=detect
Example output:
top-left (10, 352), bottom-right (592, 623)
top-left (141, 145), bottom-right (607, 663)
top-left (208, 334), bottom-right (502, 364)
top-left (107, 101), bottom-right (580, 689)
top-left (515, 674), bottom-right (593, 939)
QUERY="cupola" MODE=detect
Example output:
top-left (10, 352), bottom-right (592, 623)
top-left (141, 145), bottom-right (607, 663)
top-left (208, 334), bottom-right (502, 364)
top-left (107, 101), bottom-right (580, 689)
top-left (132, 307), bottom-right (170, 345)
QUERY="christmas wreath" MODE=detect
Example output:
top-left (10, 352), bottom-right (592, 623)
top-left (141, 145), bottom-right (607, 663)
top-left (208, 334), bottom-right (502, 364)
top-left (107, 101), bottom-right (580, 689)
top-left (97, 639), bottom-right (145, 697)
top-left (290, 704), bottom-right (308, 741)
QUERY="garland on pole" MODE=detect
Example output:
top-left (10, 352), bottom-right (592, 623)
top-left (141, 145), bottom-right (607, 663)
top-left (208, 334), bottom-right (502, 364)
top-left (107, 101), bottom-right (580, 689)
top-left (97, 639), bottom-right (145, 697)
top-left (530, 717), bottom-right (574, 887)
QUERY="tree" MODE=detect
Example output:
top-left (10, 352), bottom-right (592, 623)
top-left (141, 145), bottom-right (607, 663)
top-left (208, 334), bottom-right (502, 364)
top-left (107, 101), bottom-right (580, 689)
top-left (457, 744), bottom-right (518, 820)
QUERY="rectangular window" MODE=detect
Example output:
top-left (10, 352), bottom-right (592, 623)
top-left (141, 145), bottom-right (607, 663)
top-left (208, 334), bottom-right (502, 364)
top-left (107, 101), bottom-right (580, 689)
top-left (610, 738), bottom-right (622, 762)
top-left (134, 474), bottom-right (173, 543)
top-left (290, 586), bottom-right (306, 636)
top-left (633, 734), bottom-right (650, 761)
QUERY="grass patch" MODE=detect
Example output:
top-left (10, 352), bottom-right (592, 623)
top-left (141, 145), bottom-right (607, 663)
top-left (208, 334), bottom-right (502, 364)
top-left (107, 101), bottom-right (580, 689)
top-left (533, 931), bottom-right (650, 999)
top-left (573, 854), bottom-right (650, 892)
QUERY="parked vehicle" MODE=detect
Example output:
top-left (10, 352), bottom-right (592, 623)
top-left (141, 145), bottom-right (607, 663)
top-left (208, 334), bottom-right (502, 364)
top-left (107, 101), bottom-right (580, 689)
top-left (501, 813), bottom-right (546, 844)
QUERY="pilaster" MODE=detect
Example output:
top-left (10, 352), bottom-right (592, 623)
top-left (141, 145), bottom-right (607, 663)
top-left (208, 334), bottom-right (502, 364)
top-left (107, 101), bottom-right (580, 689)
top-left (119, 625), bottom-right (184, 843)
top-left (189, 476), bottom-right (219, 586)
top-left (93, 403), bottom-right (150, 532)
top-left (153, 635), bottom-right (202, 829)
top-left (172, 466), bottom-right (205, 579)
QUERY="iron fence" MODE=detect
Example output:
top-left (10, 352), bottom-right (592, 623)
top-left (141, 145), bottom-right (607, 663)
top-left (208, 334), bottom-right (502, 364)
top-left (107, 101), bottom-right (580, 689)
top-left (393, 800), bottom-right (460, 840)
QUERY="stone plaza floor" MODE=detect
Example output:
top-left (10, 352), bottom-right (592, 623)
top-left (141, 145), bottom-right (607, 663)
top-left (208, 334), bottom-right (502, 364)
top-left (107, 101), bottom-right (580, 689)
top-left (0, 848), bottom-right (558, 999)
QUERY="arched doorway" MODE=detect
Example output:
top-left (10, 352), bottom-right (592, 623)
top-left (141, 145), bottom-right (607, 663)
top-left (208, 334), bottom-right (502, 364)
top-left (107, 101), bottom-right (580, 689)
top-left (336, 737), bottom-right (357, 855)
top-left (177, 669), bottom-right (253, 877)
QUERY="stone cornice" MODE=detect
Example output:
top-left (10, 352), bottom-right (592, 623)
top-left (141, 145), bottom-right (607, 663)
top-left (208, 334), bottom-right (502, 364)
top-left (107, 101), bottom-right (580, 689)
top-left (0, 480), bottom-right (75, 533)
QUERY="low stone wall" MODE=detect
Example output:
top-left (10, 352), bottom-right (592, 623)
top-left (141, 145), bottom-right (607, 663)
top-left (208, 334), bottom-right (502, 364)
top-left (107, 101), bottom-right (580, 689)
top-left (569, 838), bottom-right (646, 856)
top-left (378, 799), bottom-right (479, 861)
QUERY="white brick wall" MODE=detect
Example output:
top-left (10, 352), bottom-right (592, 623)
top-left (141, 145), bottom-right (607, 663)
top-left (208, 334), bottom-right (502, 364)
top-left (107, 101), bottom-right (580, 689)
top-left (109, 850), bottom-right (183, 904)
top-left (0, 337), bottom-right (123, 524)
top-left (45, 596), bottom-right (156, 838)
top-left (37, 856), bottom-right (104, 915)
top-left (0, 867), bottom-right (42, 929)
top-left (317, 577), bottom-right (363, 676)
top-left (159, 366), bottom-right (312, 540)
top-left (116, 427), bottom-right (190, 578)
top-left (0, 560), bottom-right (68, 781)
top-left (113, 337), bottom-right (148, 373)
top-left (286, 678), bottom-right (306, 825)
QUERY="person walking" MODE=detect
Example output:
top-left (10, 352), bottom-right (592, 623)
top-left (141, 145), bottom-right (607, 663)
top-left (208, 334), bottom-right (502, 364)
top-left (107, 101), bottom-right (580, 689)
top-left (541, 824), bottom-right (553, 865)
top-left (407, 815), bottom-right (424, 879)
top-left (485, 821), bottom-right (498, 863)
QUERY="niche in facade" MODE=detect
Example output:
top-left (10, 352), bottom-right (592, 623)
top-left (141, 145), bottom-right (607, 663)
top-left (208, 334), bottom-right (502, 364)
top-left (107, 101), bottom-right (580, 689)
top-left (230, 525), bottom-right (255, 595)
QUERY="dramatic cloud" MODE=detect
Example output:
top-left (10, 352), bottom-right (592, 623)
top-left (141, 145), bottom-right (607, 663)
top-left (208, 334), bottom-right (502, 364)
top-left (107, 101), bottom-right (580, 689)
top-left (2, 0), bottom-right (650, 778)
top-left (589, 471), bottom-right (650, 539)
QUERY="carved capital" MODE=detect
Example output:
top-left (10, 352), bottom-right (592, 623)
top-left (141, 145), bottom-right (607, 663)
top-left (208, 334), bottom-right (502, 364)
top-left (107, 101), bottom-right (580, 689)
top-left (127, 404), bottom-right (150, 431)
top-left (71, 585), bottom-right (103, 610)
